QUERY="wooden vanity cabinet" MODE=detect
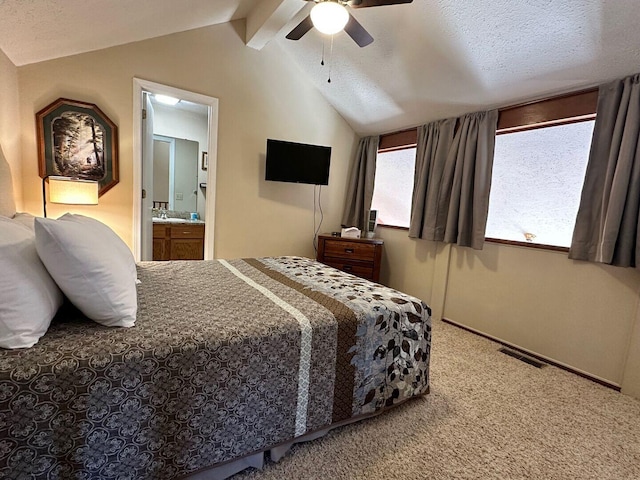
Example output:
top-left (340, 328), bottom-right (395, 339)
top-left (153, 223), bottom-right (204, 260)
top-left (153, 224), bottom-right (171, 261)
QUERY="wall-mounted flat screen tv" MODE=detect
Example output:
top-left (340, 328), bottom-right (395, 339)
top-left (265, 139), bottom-right (331, 185)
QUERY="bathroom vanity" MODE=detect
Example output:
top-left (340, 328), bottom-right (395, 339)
top-left (152, 218), bottom-right (205, 260)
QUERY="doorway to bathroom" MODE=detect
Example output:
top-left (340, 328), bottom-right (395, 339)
top-left (132, 78), bottom-right (219, 261)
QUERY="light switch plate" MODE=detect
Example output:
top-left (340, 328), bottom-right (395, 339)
top-left (175, 192), bottom-right (183, 200)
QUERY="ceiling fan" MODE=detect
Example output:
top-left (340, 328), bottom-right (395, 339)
top-left (286, 0), bottom-right (414, 47)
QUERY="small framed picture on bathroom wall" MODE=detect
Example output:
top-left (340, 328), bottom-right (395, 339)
top-left (201, 152), bottom-right (208, 171)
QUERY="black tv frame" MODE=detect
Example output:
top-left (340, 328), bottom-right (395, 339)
top-left (265, 139), bottom-right (331, 186)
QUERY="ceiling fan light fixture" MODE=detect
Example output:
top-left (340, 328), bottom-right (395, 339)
top-left (310, 1), bottom-right (349, 35)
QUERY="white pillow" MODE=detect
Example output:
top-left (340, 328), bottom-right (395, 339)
top-left (51, 213), bottom-right (138, 283)
top-left (34, 214), bottom-right (137, 327)
top-left (0, 216), bottom-right (63, 348)
top-left (12, 212), bottom-right (36, 230)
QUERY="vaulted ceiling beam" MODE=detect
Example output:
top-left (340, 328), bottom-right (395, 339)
top-left (245, 0), bottom-right (306, 50)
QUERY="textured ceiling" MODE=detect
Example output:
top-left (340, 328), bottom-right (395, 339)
top-left (275, 0), bottom-right (640, 134)
top-left (0, 0), bottom-right (259, 66)
top-left (1, 0), bottom-right (639, 136)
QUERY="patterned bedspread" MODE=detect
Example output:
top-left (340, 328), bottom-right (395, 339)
top-left (0, 257), bottom-right (431, 479)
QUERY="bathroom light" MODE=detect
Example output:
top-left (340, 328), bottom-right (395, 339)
top-left (310, 1), bottom-right (349, 35)
top-left (154, 94), bottom-right (180, 106)
top-left (42, 176), bottom-right (99, 217)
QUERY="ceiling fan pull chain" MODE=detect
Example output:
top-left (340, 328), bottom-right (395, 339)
top-left (328, 34), bottom-right (334, 83)
top-left (321, 39), bottom-right (325, 66)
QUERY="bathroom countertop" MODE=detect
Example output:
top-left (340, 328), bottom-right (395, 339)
top-left (152, 217), bottom-right (205, 225)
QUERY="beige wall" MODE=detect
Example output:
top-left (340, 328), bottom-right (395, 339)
top-left (376, 227), bottom-right (640, 393)
top-left (377, 227), bottom-right (449, 321)
top-left (17, 21), bottom-right (358, 257)
top-left (622, 301), bottom-right (640, 397)
top-left (0, 48), bottom-right (22, 209)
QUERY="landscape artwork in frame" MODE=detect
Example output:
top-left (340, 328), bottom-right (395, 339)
top-left (36, 98), bottom-right (119, 196)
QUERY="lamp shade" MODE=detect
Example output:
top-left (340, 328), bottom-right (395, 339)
top-left (310, 1), bottom-right (349, 35)
top-left (48, 176), bottom-right (99, 205)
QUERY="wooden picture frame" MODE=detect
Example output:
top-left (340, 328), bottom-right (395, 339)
top-left (202, 151), bottom-right (208, 170)
top-left (36, 98), bottom-right (119, 196)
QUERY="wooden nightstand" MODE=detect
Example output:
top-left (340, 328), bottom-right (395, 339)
top-left (317, 234), bottom-right (383, 283)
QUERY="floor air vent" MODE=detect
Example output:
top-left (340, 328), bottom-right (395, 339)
top-left (499, 347), bottom-right (546, 368)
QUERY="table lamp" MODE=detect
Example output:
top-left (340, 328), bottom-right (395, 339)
top-left (42, 175), bottom-right (99, 217)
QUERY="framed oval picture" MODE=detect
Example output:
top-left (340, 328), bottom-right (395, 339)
top-left (36, 98), bottom-right (119, 196)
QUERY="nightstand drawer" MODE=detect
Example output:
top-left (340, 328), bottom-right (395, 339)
top-left (324, 240), bottom-right (376, 261)
top-left (317, 234), bottom-right (383, 283)
top-left (324, 260), bottom-right (374, 280)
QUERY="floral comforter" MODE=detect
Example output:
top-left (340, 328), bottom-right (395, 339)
top-left (0, 257), bottom-right (431, 479)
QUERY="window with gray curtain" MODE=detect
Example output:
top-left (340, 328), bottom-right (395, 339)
top-left (486, 120), bottom-right (594, 248)
top-left (570, 73), bottom-right (640, 267)
top-left (341, 136), bottom-right (379, 230)
top-left (371, 147), bottom-right (417, 228)
top-left (409, 110), bottom-right (498, 249)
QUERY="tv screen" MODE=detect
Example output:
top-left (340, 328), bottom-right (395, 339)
top-left (265, 139), bottom-right (331, 185)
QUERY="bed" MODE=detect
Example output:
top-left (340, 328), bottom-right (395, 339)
top-left (0, 255), bottom-right (431, 479)
top-left (0, 136), bottom-right (430, 478)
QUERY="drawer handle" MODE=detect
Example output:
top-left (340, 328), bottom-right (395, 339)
top-left (344, 248), bottom-right (354, 254)
top-left (343, 265), bottom-right (353, 271)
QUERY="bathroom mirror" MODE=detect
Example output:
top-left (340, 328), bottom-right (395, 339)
top-left (152, 135), bottom-right (199, 212)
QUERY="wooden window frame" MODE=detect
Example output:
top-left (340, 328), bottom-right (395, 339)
top-left (378, 128), bottom-right (417, 153)
top-left (497, 88), bottom-right (597, 134)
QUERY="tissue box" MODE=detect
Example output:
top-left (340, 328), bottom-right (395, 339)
top-left (341, 227), bottom-right (361, 238)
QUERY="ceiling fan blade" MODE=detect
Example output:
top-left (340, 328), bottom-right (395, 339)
top-left (349, 0), bottom-right (413, 8)
top-left (344, 13), bottom-right (374, 47)
top-left (286, 15), bottom-right (314, 40)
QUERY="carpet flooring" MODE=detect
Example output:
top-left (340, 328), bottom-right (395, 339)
top-left (233, 318), bottom-right (640, 479)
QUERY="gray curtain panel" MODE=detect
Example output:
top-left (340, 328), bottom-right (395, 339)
top-left (409, 118), bottom-right (456, 239)
top-left (341, 136), bottom-right (379, 230)
top-left (409, 110), bottom-right (498, 249)
top-left (569, 73), bottom-right (640, 267)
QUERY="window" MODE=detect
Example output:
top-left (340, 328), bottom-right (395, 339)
top-left (371, 128), bottom-right (418, 228)
top-left (368, 89), bottom-right (597, 244)
top-left (486, 89), bottom-right (598, 249)
top-left (485, 120), bottom-right (594, 247)
top-left (371, 147), bottom-right (417, 228)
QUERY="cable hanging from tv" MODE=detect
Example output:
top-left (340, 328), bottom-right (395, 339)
top-left (313, 185), bottom-right (324, 254)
